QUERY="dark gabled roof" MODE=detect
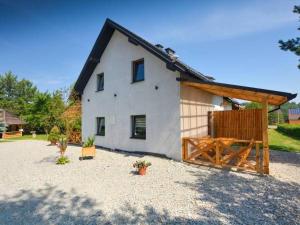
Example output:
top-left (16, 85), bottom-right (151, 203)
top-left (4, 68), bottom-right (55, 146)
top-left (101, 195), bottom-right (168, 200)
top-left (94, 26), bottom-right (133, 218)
top-left (74, 18), bottom-right (211, 94)
top-left (0, 109), bottom-right (25, 125)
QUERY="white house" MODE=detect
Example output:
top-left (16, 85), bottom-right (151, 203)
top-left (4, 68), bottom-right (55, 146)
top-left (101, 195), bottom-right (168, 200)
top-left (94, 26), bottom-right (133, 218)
top-left (74, 19), bottom-right (296, 160)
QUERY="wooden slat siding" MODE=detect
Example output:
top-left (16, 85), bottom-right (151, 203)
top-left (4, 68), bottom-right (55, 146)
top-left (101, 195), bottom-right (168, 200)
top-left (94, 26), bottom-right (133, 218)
top-left (212, 109), bottom-right (263, 141)
top-left (289, 120), bottom-right (300, 124)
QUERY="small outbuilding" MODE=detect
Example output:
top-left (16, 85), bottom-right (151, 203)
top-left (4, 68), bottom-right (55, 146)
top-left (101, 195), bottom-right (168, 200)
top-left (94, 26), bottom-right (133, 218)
top-left (288, 108), bottom-right (300, 124)
top-left (0, 109), bottom-right (25, 138)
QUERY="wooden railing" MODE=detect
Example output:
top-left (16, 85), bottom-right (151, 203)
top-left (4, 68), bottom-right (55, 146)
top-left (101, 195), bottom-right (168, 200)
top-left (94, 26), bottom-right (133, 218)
top-left (182, 137), bottom-right (264, 174)
top-left (2, 131), bottom-right (22, 139)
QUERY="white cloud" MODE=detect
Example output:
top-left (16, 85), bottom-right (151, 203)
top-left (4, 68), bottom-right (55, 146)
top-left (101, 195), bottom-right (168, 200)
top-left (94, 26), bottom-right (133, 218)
top-left (150, 1), bottom-right (298, 43)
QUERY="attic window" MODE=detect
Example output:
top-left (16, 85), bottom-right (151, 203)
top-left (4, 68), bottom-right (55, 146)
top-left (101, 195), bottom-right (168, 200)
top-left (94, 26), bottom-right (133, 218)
top-left (97, 73), bottom-right (104, 91)
top-left (132, 59), bottom-right (144, 83)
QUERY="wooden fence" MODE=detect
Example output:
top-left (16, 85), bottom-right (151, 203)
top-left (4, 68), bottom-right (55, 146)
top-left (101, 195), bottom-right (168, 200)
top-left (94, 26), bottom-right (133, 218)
top-left (210, 109), bottom-right (263, 141)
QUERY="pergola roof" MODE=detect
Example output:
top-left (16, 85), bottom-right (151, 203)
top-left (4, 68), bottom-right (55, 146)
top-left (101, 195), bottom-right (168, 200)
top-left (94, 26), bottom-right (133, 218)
top-left (180, 80), bottom-right (297, 106)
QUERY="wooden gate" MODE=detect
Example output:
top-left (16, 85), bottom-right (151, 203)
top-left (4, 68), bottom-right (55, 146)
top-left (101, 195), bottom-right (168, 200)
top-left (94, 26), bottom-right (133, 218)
top-left (211, 109), bottom-right (263, 141)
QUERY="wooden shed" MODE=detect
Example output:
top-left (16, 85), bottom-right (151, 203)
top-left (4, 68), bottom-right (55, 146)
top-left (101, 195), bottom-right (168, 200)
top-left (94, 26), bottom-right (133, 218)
top-left (288, 108), bottom-right (300, 124)
top-left (0, 109), bottom-right (25, 138)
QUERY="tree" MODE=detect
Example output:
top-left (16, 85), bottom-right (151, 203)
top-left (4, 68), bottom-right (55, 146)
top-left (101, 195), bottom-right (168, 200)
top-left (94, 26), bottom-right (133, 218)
top-left (25, 91), bottom-right (66, 133)
top-left (0, 71), bottom-right (67, 133)
top-left (244, 101), bottom-right (262, 109)
top-left (0, 71), bottom-right (38, 115)
top-left (279, 5), bottom-right (300, 69)
top-left (243, 101), bottom-right (286, 124)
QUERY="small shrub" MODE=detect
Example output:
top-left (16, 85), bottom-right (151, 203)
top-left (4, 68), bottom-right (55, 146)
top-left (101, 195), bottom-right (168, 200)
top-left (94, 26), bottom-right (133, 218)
top-left (83, 136), bottom-right (95, 148)
top-left (133, 160), bottom-right (152, 169)
top-left (56, 156), bottom-right (70, 165)
top-left (58, 136), bottom-right (68, 156)
top-left (48, 126), bottom-right (61, 143)
top-left (277, 124), bottom-right (300, 139)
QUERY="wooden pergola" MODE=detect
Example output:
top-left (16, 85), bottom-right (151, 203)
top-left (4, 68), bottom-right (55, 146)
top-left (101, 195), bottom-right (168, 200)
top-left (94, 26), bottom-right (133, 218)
top-left (180, 79), bottom-right (297, 174)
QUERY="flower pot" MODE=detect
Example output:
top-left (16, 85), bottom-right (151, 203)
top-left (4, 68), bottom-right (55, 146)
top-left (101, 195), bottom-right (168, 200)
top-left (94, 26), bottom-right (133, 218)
top-left (138, 167), bottom-right (147, 175)
top-left (50, 140), bottom-right (57, 145)
top-left (81, 146), bottom-right (96, 158)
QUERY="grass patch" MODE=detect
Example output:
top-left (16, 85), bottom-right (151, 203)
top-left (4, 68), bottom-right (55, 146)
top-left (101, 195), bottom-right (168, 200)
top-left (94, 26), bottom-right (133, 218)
top-left (269, 129), bottom-right (300, 153)
top-left (0, 134), bottom-right (48, 142)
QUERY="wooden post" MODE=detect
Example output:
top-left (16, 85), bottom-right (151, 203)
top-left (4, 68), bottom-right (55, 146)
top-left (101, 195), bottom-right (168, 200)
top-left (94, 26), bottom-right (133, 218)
top-left (255, 142), bottom-right (260, 173)
top-left (208, 111), bottom-right (212, 137)
top-left (182, 138), bottom-right (188, 160)
top-left (215, 140), bottom-right (220, 166)
top-left (262, 99), bottom-right (269, 174)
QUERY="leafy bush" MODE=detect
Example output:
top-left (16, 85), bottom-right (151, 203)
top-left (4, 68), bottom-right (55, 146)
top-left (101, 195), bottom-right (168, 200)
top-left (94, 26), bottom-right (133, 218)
top-left (133, 160), bottom-right (152, 169)
top-left (277, 124), bottom-right (300, 139)
top-left (56, 156), bottom-right (70, 165)
top-left (82, 136), bottom-right (95, 148)
top-left (48, 126), bottom-right (60, 143)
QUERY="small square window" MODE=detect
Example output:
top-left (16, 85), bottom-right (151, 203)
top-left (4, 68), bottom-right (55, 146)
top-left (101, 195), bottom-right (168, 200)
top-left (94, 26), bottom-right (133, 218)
top-left (96, 117), bottom-right (105, 136)
top-left (97, 73), bottom-right (104, 91)
top-left (131, 115), bottom-right (146, 139)
top-left (132, 59), bottom-right (144, 82)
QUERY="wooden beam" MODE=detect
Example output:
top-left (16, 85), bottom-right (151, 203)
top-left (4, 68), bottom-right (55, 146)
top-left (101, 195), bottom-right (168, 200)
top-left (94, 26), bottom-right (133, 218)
top-left (262, 99), bottom-right (269, 174)
top-left (182, 82), bottom-right (287, 105)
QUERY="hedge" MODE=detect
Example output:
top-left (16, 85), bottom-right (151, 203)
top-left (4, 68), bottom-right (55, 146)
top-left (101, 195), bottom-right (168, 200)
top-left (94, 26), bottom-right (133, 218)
top-left (277, 124), bottom-right (300, 139)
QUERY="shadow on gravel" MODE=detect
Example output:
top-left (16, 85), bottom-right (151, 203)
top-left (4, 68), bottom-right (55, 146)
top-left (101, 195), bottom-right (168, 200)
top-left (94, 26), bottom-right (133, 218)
top-left (177, 169), bottom-right (300, 225)
top-left (1, 173), bottom-right (299, 225)
top-left (0, 184), bottom-right (213, 225)
top-left (36, 156), bottom-right (57, 164)
top-left (269, 150), bottom-right (300, 167)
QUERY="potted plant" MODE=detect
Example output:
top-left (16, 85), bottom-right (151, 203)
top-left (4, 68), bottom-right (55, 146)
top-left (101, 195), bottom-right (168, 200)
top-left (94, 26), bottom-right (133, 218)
top-left (48, 126), bottom-right (60, 145)
top-left (56, 136), bottom-right (70, 165)
top-left (81, 136), bottom-right (96, 159)
top-left (133, 160), bottom-right (151, 175)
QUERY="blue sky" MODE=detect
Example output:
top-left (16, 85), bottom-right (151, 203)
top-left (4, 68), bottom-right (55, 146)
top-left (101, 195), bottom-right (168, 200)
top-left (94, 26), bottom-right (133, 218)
top-left (0, 0), bottom-right (299, 102)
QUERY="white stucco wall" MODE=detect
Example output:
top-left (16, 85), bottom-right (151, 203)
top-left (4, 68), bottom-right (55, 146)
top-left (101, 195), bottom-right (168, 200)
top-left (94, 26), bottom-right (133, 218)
top-left (180, 84), bottom-right (224, 138)
top-left (82, 30), bottom-right (182, 160)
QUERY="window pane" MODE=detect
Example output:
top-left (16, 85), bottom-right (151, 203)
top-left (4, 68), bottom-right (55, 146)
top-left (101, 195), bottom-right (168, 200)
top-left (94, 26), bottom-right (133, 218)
top-left (133, 60), bottom-right (144, 82)
top-left (97, 74), bottom-right (104, 91)
top-left (132, 115), bottom-right (146, 138)
top-left (96, 117), bottom-right (105, 136)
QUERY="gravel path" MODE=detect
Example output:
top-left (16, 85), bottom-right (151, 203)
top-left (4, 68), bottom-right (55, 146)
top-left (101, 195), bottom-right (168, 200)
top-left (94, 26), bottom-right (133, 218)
top-left (0, 140), bottom-right (299, 225)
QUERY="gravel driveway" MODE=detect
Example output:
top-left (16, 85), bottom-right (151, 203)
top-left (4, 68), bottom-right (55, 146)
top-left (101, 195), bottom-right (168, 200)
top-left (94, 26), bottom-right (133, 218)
top-left (0, 140), bottom-right (299, 225)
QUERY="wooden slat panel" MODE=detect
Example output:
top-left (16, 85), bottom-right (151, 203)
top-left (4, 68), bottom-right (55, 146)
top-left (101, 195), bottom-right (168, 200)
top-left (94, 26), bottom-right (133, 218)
top-left (212, 109), bottom-right (263, 141)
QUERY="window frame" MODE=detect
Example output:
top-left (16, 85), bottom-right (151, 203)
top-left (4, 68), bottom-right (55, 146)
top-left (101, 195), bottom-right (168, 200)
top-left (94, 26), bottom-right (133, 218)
top-left (96, 117), bottom-right (105, 136)
top-left (131, 115), bottom-right (146, 139)
top-left (132, 58), bottom-right (144, 83)
top-left (96, 73), bottom-right (104, 92)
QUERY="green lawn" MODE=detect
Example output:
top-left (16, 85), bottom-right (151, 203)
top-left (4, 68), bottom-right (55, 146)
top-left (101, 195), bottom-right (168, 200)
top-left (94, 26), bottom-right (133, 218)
top-left (269, 129), bottom-right (300, 153)
top-left (0, 134), bottom-right (48, 142)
